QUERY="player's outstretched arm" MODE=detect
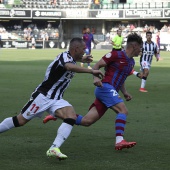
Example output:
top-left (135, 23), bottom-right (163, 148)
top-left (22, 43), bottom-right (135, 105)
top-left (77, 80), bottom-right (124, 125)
top-left (64, 63), bottom-right (104, 79)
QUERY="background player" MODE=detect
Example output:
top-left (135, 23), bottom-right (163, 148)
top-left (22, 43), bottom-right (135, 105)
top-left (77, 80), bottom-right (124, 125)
top-left (81, 27), bottom-right (95, 69)
top-left (155, 31), bottom-right (162, 60)
top-left (133, 31), bottom-right (159, 92)
top-left (111, 29), bottom-right (124, 51)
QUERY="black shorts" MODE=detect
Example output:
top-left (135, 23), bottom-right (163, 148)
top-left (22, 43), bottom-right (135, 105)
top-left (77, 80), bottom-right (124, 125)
top-left (112, 48), bottom-right (122, 51)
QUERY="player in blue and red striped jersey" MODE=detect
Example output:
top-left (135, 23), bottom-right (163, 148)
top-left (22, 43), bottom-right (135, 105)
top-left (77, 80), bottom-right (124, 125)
top-left (155, 31), bottom-right (162, 60)
top-left (81, 27), bottom-right (95, 69)
top-left (44, 33), bottom-right (143, 151)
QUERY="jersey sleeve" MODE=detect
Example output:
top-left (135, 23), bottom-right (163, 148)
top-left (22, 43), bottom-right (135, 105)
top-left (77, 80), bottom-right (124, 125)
top-left (59, 52), bottom-right (74, 66)
top-left (102, 51), bottom-right (117, 64)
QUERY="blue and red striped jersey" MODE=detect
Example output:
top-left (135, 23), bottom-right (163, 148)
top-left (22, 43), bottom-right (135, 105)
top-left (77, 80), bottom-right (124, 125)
top-left (102, 51), bottom-right (135, 92)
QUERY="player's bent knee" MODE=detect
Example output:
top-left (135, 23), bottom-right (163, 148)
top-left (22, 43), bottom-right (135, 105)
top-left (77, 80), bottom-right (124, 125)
top-left (64, 118), bottom-right (76, 126)
top-left (16, 115), bottom-right (29, 126)
top-left (81, 117), bottom-right (95, 127)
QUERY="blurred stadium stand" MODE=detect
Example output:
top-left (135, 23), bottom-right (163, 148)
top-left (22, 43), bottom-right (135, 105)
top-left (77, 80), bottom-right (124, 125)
top-left (10, 0), bottom-right (89, 9)
top-left (1, 0), bottom-right (169, 9)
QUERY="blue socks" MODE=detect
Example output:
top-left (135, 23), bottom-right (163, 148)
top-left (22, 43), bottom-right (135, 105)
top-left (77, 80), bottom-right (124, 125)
top-left (115, 113), bottom-right (127, 136)
top-left (75, 115), bottom-right (83, 125)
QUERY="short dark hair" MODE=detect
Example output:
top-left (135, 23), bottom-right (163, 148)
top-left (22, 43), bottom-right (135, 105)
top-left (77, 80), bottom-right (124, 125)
top-left (69, 37), bottom-right (84, 50)
top-left (70, 37), bottom-right (83, 44)
top-left (146, 31), bottom-right (152, 35)
top-left (127, 32), bottom-right (143, 45)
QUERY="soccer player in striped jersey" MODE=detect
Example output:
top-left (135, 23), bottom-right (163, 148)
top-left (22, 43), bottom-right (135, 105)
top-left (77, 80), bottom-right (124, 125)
top-left (44, 33), bottom-right (143, 151)
top-left (133, 31), bottom-right (159, 92)
top-left (0, 37), bottom-right (103, 160)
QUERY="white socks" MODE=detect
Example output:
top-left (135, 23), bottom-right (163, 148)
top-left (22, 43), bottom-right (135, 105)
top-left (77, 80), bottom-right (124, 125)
top-left (51, 122), bottom-right (73, 148)
top-left (0, 117), bottom-right (15, 133)
top-left (133, 71), bottom-right (139, 76)
top-left (116, 136), bottom-right (124, 144)
top-left (141, 79), bottom-right (146, 88)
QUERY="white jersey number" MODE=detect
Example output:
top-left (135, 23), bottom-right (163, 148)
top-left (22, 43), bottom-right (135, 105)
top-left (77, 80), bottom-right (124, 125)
top-left (110, 89), bottom-right (118, 96)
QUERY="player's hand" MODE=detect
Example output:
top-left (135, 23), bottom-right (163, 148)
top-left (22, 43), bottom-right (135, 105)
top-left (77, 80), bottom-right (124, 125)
top-left (93, 77), bottom-right (103, 87)
top-left (124, 93), bottom-right (132, 101)
top-left (92, 70), bottom-right (104, 80)
top-left (82, 55), bottom-right (93, 63)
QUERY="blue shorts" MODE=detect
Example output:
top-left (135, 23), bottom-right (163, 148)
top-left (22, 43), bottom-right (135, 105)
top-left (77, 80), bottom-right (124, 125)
top-left (85, 48), bottom-right (90, 55)
top-left (95, 83), bottom-right (123, 108)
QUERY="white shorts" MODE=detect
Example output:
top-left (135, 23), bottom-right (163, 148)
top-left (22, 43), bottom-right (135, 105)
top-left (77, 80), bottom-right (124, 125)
top-left (21, 91), bottom-right (72, 120)
top-left (140, 61), bottom-right (151, 71)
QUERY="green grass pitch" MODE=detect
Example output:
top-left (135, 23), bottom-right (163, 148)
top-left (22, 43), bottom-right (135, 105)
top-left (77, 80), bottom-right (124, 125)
top-left (0, 49), bottom-right (170, 170)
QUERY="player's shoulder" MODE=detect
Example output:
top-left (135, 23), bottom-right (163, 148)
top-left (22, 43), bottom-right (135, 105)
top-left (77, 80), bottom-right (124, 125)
top-left (104, 51), bottom-right (118, 58)
top-left (60, 51), bottom-right (72, 59)
top-left (151, 41), bottom-right (157, 46)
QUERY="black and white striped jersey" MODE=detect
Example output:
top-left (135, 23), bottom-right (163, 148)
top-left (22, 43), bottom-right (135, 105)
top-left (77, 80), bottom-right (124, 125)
top-left (140, 41), bottom-right (158, 64)
top-left (35, 51), bottom-right (76, 100)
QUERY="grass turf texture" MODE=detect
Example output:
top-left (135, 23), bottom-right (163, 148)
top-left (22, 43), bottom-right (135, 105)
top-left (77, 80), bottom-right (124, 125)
top-left (0, 49), bottom-right (170, 170)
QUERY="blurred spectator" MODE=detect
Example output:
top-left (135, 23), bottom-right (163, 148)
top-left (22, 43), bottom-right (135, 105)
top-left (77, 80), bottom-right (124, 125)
top-left (105, 32), bottom-right (110, 43)
top-left (31, 35), bottom-right (36, 49)
top-left (144, 24), bottom-right (149, 32)
top-left (56, 31), bottom-right (59, 38)
top-left (33, 24), bottom-right (38, 32)
top-left (47, 23), bottom-right (52, 29)
top-left (82, 27), bottom-right (86, 34)
top-left (161, 24), bottom-right (168, 32)
top-left (93, 0), bottom-right (100, 9)
top-left (91, 27), bottom-right (96, 34)
top-left (41, 31), bottom-right (49, 41)
top-left (14, 24), bottom-right (18, 30)
top-left (130, 24), bottom-right (135, 31)
top-left (23, 27), bottom-right (32, 41)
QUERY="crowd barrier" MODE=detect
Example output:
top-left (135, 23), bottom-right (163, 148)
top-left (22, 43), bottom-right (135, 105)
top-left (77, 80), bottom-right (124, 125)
top-left (0, 40), bottom-right (170, 51)
top-left (0, 40), bottom-right (68, 49)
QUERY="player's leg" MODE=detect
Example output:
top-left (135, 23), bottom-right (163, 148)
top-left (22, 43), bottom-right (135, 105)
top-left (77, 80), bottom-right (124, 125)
top-left (111, 102), bottom-right (136, 150)
top-left (0, 114), bottom-right (29, 133)
top-left (76, 98), bottom-right (108, 126)
top-left (0, 91), bottom-right (45, 133)
top-left (95, 83), bottom-right (136, 150)
top-left (131, 69), bottom-right (143, 78)
top-left (139, 62), bottom-right (150, 92)
top-left (78, 106), bottom-right (100, 126)
top-left (140, 68), bottom-right (149, 92)
top-left (46, 100), bottom-right (77, 160)
top-left (87, 48), bottom-right (92, 69)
